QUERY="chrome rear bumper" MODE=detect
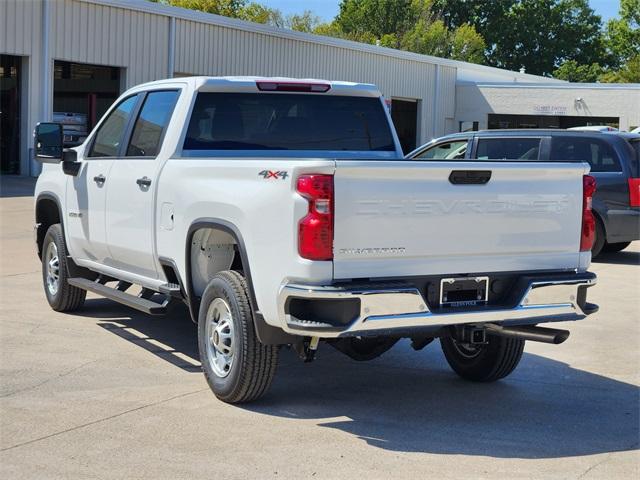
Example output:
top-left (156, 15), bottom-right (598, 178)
top-left (278, 273), bottom-right (597, 338)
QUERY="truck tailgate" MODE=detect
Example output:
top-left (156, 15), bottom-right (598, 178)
top-left (333, 160), bottom-right (588, 279)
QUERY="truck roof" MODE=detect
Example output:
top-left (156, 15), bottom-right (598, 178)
top-left (134, 76), bottom-right (382, 97)
top-left (408, 129), bottom-right (640, 158)
top-left (436, 129), bottom-right (640, 141)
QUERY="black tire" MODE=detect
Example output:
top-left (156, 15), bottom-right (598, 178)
top-left (602, 241), bottom-right (631, 253)
top-left (41, 224), bottom-right (86, 312)
top-left (197, 270), bottom-right (278, 403)
top-left (591, 216), bottom-right (605, 258)
top-left (440, 333), bottom-right (524, 382)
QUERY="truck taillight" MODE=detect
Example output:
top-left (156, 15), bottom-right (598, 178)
top-left (297, 174), bottom-right (334, 260)
top-left (629, 178), bottom-right (640, 207)
top-left (581, 175), bottom-right (597, 252)
top-left (256, 81), bottom-right (331, 93)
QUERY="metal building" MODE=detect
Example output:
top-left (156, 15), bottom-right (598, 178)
top-left (456, 82), bottom-right (640, 131)
top-left (1, 0), bottom-right (637, 177)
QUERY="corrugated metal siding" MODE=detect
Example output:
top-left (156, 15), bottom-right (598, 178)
top-left (2, 0), bottom-right (458, 174)
top-left (434, 65), bottom-right (457, 136)
top-left (49, 0), bottom-right (170, 86)
top-left (173, 18), bottom-right (454, 143)
top-left (0, 0), bottom-right (40, 56)
top-left (440, 66), bottom-right (457, 119)
top-left (175, 19), bottom-right (435, 99)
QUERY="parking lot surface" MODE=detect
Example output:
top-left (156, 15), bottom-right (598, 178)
top-left (1, 177), bottom-right (638, 479)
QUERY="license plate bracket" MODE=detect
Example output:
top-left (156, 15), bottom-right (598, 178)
top-left (440, 276), bottom-right (489, 307)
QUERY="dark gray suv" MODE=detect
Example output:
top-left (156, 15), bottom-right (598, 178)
top-left (408, 130), bottom-right (640, 257)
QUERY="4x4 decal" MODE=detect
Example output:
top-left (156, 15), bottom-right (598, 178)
top-left (258, 170), bottom-right (288, 180)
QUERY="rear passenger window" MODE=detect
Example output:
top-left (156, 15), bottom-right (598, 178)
top-left (550, 137), bottom-right (621, 172)
top-left (476, 138), bottom-right (541, 160)
top-left (126, 90), bottom-right (179, 157)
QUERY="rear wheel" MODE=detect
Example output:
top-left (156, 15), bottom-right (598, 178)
top-left (198, 270), bottom-right (278, 403)
top-left (603, 241), bottom-right (631, 253)
top-left (41, 224), bottom-right (86, 312)
top-left (440, 334), bottom-right (524, 382)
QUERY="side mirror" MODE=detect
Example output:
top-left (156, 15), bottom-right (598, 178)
top-left (34, 122), bottom-right (81, 176)
top-left (34, 123), bottom-right (63, 163)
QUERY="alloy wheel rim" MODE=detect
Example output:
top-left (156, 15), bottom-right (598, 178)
top-left (45, 242), bottom-right (60, 296)
top-left (205, 298), bottom-right (235, 377)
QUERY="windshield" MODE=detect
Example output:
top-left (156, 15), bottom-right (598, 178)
top-left (183, 93), bottom-right (395, 152)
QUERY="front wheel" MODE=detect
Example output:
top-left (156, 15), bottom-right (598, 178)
top-left (440, 334), bottom-right (524, 382)
top-left (198, 270), bottom-right (278, 403)
top-left (41, 224), bottom-right (86, 312)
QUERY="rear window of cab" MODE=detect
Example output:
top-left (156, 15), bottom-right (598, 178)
top-left (183, 93), bottom-right (395, 152)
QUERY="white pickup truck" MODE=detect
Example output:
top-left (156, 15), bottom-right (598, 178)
top-left (34, 76), bottom-right (598, 403)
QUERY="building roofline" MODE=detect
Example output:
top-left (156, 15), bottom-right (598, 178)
top-left (81, 0), bottom-right (558, 83)
top-left (457, 81), bottom-right (640, 90)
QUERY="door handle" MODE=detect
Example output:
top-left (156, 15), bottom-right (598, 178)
top-left (93, 174), bottom-right (106, 184)
top-left (136, 176), bottom-right (152, 187)
top-left (449, 170), bottom-right (492, 185)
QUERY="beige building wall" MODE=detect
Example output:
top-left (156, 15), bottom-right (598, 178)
top-left (49, 0), bottom-right (171, 87)
top-left (172, 18), bottom-right (457, 143)
top-left (0, 0), bottom-right (44, 176)
top-left (1, 0), bottom-right (461, 175)
top-left (456, 83), bottom-right (640, 132)
top-left (5, 0), bottom-right (633, 176)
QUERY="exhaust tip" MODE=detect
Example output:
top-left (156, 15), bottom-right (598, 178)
top-left (552, 330), bottom-right (570, 344)
top-left (486, 324), bottom-right (571, 345)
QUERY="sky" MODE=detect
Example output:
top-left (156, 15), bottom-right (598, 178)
top-left (259, 0), bottom-right (622, 24)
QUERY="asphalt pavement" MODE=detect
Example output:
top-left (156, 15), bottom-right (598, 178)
top-left (1, 176), bottom-right (638, 479)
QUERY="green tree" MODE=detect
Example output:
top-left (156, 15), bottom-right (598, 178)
top-left (150, 0), bottom-right (319, 32)
top-left (327, 0), bottom-right (485, 62)
top-left (239, 3), bottom-right (284, 27)
top-left (555, 0), bottom-right (639, 83)
top-left (553, 60), bottom-right (603, 81)
top-left (449, 23), bottom-right (486, 63)
top-left (313, 21), bottom-right (347, 38)
top-left (287, 11), bottom-right (321, 33)
top-left (149, 0), bottom-right (247, 17)
top-left (603, 0), bottom-right (640, 69)
top-left (434, 0), bottom-right (605, 76)
top-left (401, 18), bottom-right (450, 57)
top-left (334, 0), bottom-right (416, 40)
top-left (599, 54), bottom-right (640, 82)
top-left (400, 19), bottom-right (485, 63)
top-left (378, 33), bottom-right (400, 48)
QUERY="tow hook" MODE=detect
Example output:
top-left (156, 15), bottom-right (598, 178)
top-left (293, 336), bottom-right (320, 362)
top-left (454, 325), bottom-right (487, 345)
top-left (410, 336), bottom-right (434, 351)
